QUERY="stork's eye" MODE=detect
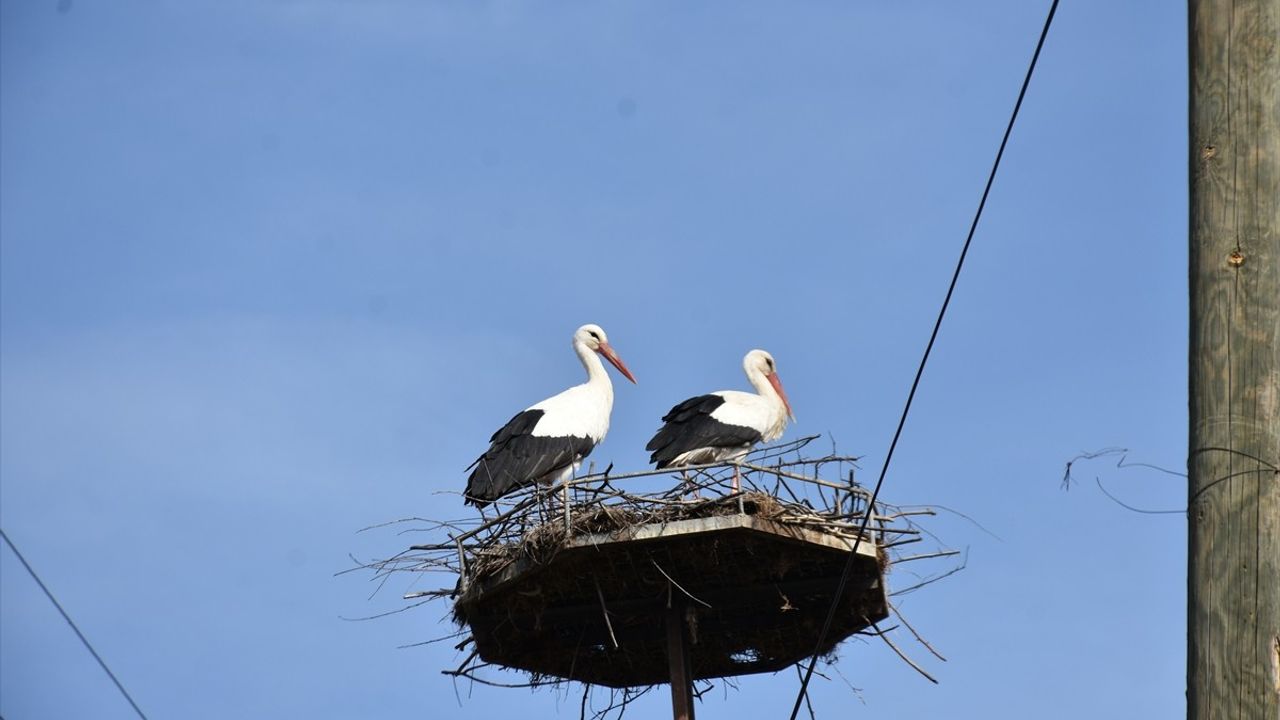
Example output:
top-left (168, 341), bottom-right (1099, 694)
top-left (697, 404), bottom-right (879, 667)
top-left (588, 330), bottom-right (601, 340)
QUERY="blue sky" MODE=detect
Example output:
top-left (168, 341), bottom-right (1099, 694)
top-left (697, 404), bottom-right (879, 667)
top-left (2, 1), bottom-right (1187, 718)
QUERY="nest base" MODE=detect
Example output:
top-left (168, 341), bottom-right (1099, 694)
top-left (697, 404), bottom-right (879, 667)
top-left (455, 505), bottom-right (887, 688)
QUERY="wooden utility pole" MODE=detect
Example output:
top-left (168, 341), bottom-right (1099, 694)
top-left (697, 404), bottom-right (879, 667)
top-left (1187, 1), bottom-right (1280, 718)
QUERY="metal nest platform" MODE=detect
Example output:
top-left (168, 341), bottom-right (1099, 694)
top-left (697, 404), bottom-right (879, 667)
top-left (359, 436), bottom-right (960, 716)
top-left (454, 496), bottom-right (888, 687)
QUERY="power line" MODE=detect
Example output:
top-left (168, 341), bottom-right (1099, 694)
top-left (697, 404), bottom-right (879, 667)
top-left (786, 1), bottom-right (1061, 717)
top-left (0, 528), bottom-right (149, 720)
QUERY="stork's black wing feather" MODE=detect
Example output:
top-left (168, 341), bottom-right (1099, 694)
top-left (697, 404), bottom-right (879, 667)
top-left (645, 394), bottom-right (764, 468)
top-left (464, 409), bottom-right (594, 506)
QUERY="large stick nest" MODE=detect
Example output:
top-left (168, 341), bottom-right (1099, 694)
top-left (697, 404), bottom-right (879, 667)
top-left (353, 436), bottom-right (962, 718)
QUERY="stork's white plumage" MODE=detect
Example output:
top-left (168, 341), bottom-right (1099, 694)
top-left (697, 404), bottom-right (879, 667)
top-left (646, 350), bottom-right (794, 487)
top-left (465, 324), bottom-right (636, 507)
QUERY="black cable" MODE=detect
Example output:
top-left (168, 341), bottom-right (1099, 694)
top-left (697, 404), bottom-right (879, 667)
top-left (786, 1), bottom-right (1061, 716)
top-left (0, 528), bottom-right (149, 720)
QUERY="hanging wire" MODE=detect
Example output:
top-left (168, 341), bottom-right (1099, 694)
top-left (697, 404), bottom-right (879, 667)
top-left (786, 1), bottom-right (1062, 716)
top-left (1, 528), bottom-right (149, 720)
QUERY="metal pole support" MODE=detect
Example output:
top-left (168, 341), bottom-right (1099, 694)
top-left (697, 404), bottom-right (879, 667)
top-left (666, 598), bottom-right (695, 720)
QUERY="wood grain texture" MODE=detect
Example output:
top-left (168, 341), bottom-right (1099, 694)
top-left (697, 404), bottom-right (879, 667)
top-left (1188, 1), bottom-right (1280, 718)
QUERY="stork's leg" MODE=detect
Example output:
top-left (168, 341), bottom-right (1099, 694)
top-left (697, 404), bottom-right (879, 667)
top-left (562, 468), bottom-right (572, 534)
top-left (537, 479), bottom-right (547, 525)
top-left (732, 461), bottom-right (748, 515)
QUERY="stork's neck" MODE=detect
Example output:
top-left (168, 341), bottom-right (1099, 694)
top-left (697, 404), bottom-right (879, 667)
top-left (747, 366), bottom-right (783, 411)
top-left (575, 339), bottom-right (614, 396)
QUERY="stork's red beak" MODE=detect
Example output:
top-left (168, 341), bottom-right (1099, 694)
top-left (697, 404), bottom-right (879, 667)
top-left (598, 342), bottom-right (637, 384)
top-left (767, 371), bottom-right (795, 421)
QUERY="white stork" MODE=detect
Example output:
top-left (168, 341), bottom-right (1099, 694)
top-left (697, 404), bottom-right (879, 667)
top-left (645, 349), bottom-right (794, 491)
top-left (464, 324), bottom-right (636, 507)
